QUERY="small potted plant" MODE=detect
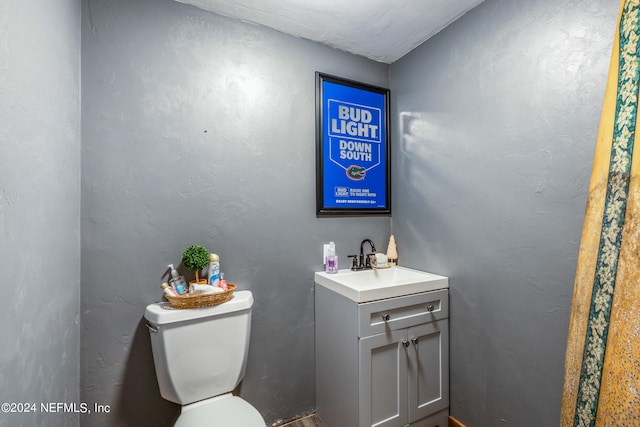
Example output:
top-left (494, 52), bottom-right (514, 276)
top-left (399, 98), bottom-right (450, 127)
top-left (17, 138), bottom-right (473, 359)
top-left (181, 244), bottom-right (210, 284)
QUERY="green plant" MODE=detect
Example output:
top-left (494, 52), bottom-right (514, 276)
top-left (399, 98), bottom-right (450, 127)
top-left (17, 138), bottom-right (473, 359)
top-left (181, 244), bottom-right (210, 283)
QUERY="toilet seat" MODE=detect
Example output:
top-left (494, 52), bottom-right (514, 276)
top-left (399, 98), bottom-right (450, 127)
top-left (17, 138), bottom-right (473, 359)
top-left (174, 394), bottom-right (266, 427)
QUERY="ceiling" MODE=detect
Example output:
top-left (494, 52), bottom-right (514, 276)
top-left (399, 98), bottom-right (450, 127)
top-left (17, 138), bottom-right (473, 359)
top-left (175, 0), bottom-right (485, 64)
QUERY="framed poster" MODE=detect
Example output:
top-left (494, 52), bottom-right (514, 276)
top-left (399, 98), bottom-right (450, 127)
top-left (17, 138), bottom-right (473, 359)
top-left (315, 72), bottom-right (391, 216)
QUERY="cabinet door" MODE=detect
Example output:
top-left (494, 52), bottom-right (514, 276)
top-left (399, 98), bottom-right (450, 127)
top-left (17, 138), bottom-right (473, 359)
top-left (407, 319), bottom-right (449, 422)
top-left (359, 330), bottom-right (409, 427)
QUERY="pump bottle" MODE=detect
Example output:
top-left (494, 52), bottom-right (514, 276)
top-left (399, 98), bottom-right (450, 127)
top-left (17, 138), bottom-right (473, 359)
top-left (325, 241), bottom-right (338, 274)
top-left (168, 264), bottom-right (188, 295)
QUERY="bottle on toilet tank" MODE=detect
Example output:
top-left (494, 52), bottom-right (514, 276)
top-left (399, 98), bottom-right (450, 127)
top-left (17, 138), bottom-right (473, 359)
top-left (219, 272), bottom-right (228, 291)
top-left (168, 264), bottom-right (188, 295)
top-left (208, 253), bottom-right (220, 287)
top-left (161, 282), bottom-right (179, 297)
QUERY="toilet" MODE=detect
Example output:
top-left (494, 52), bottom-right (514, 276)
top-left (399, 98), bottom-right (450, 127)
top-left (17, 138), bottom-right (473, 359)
top-left (144, 290), bottom-right (266, 427)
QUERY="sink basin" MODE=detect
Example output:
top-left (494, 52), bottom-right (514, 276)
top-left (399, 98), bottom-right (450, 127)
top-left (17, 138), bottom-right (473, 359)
top-left (314, 266), bottom-right (448, 303)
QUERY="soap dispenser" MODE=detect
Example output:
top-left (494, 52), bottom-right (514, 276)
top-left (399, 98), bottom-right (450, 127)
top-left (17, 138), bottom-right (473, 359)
top-left (325, 241), bottom-right (338, 274)
top-left (168, 264), bottom-right (188, 295)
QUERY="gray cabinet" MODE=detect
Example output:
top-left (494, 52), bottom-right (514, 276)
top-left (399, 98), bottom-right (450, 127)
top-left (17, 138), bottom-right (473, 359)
top-left (316, 283), bottom-right (449, 427)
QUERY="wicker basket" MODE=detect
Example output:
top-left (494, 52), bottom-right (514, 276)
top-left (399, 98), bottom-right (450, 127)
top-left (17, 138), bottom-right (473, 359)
top-left (165, 284), bottom-right (236, 309)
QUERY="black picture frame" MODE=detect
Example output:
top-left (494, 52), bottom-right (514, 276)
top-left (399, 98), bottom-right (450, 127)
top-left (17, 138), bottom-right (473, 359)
top-left (315, 72), bottom-right (391, 217)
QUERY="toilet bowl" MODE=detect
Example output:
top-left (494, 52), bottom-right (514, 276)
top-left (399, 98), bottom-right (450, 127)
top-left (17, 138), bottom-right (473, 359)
top-left (174, 394), bottom-right (265, 427)
top-left (145, 290), bottom-right (266, 427)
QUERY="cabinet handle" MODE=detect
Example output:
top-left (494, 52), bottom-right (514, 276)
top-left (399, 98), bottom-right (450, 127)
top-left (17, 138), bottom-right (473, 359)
top-left (411, 337), bottom-right (419, 345)
top-left (382, 314), bottom-right (390, 321)
top-left (402, 340), bottom-right (410, 348)
top-left (427, 304), bottom-right (435, 312)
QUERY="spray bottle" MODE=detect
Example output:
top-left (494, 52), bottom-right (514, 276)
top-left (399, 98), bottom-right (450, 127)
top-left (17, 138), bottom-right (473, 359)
top-left (168, 264), bottom-right (188, 295)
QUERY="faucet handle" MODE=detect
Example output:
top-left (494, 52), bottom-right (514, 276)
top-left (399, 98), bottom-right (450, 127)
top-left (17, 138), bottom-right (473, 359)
top-left (365, 253), bottom-right (376, 268)
top-left (348, 255), bottom-right (359, 270)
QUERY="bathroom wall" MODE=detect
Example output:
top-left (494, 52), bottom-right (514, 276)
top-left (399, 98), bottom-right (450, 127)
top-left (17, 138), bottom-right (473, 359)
top-left (0, 1), bottom-right (81, 427)
top-left (80, 0), bottom-right (389, 425)
top-left (389, 0), bottom-right (619, 425)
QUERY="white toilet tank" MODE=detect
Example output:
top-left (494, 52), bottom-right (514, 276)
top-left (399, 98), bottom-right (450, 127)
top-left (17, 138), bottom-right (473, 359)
top-left (144, 291), bottom-right (254, 405)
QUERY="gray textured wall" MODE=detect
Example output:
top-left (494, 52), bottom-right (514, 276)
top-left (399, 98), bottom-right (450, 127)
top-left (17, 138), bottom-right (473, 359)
top-left (0, 1), bottom-right (81, 427)
top-left (389, 0), bottom-right (619, 425)
top-left (80, 0), bottom-right (389, 425)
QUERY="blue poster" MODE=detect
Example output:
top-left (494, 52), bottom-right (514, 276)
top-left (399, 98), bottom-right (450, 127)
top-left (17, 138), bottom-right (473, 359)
top-left (316, 73), bottom-right (390, 216)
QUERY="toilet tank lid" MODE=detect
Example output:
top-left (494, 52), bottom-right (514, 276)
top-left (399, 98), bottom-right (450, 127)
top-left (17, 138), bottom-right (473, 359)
top-left (145, 290), bottom-right (254, 325)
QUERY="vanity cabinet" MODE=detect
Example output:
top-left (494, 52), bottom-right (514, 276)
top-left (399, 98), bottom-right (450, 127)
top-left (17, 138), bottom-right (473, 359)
top-left (315, 282), bottom-right (449, 427)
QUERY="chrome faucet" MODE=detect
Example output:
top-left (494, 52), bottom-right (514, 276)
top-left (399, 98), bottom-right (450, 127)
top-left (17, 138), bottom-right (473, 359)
top-left (348, 239), bottom-right (377, 270)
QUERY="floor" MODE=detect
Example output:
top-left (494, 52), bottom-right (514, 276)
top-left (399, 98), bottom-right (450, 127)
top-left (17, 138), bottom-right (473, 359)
top-left (275, 413), bottom-right (325, 427)
top-left (277, 414), bottom-right (460, 427)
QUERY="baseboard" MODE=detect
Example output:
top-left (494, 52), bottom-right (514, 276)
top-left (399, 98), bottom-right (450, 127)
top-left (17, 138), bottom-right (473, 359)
top-left (449, 415), bottom-right (466, 427)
